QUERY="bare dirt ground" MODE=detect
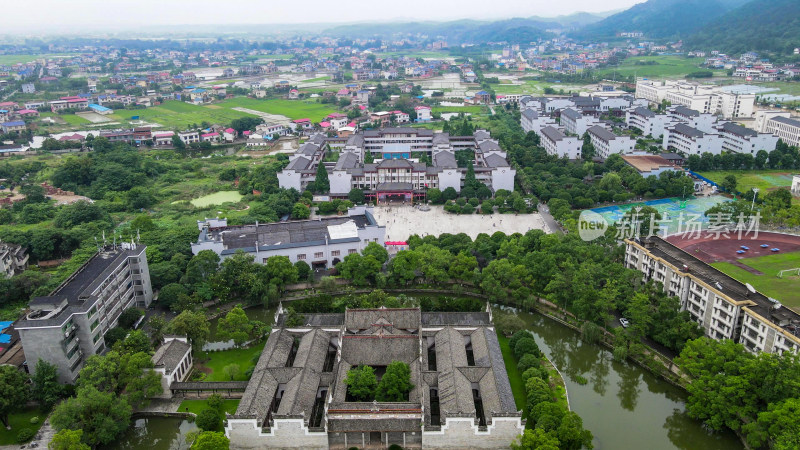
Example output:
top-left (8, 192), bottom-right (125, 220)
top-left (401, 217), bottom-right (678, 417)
top-left (369, 204), bottom-right (550, 242)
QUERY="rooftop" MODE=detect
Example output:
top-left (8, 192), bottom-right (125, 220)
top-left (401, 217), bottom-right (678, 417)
top-left (672, 106), bottom-right (700, 117)
top-left (673, 123), bottom-right (705, 139)
top-left (720, 122), bottom-right (758, 138)
top-left (771, 116), bottom-right (800, 128)
top-left (621, 154), bottom-right (681, 174)
top-left (588, 125), bottom-right (617, 142)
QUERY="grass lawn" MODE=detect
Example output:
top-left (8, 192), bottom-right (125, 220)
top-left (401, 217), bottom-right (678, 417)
top-left (300, 76), bottom-right (331, 83)
top-left (59, 114), bottom-right (91, 125)
top-left (712, 251), bottom-right (800, 310)
top-left (217, 97), bottom-right (339, 121)
top-left (432, 105), bottom-right (485, 114)
top-left (189, 191), bottom-right (243, 207)
top-left (0, 407), bottom-right (47, 445)
top-left (496, 331), bottom-right (526, 411)
top-left (178, 399), bottom-right (240, 416)
top-left (195, 339), bottom-right (266, 382)
top-left (0, 54), bottom-right (75, 65)
top-left (596, 55), bottom-right (716, 78)
top-left (697, 170), bottom-right (796, 193)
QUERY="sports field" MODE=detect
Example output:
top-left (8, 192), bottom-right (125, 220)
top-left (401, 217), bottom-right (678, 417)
top-left (712, 252), bottom-right (800, 311)
top-left (697, 170), bottom-right (795, 193)
top-left (590, 196), bottom-right (730, 235)
top-left (596, 56), bottom-right (723, 78)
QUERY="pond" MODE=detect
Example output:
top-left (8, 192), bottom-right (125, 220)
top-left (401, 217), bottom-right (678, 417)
top-left (510, 308), bottom-right (743, 450)
top-left (189, 191), bottom-right (243, 208)
top-left (101, 417), bottom-right (197, 450)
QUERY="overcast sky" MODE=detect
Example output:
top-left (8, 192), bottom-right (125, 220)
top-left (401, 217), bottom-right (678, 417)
top-left (5, 0), bottom-right (645, 33)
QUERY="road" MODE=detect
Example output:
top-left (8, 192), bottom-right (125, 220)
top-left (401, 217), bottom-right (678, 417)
top-left (538, 203), bottom-right (564, 235)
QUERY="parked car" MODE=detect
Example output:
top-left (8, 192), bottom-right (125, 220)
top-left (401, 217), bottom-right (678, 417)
top-left (619, 318), bottom-right (630, 328)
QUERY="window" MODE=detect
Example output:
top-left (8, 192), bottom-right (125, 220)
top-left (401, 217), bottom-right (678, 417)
top-left (90, 319), bottom-right (100, 332)
top-left (93, 332), bottom-right (101, 344)
top-left (314, 252), bottom-right (324, 259)
top-left (87, 307), bottom-right (97, 319)
top-left (348, 249), bottom-right (357, 255)
top-left (331, 250), bottom-right (340, 257)
top-left (297, 254), bottom-right (306, 260)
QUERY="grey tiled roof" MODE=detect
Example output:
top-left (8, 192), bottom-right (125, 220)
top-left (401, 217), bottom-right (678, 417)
top-left (560, 108), bottom-right (582, 120)
top-left (633, 106), bottom-right (655, 118)
top-left (483, 154), bottom-right (509, 168)
top-left (588, 125), bottom-right (617, 142)
top-left (720, 121), bottom-right (757, 137)
top-left (541, 126), bottom-right (566, 142)
top-left (673, 123), bottom-right (705, 138)
top-left (433, 151), bottom-right (458, 169)
top-left (152, 338), bottom-right (191, 373)
top-left (285, 156), bottom-right (311, 171)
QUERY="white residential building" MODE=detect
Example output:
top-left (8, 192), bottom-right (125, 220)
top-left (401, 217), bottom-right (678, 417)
top-left (754, 110), bottom-right (791, 133)
top-left (540, 126), bottom-right (582, 159)
top-left (626, 107), bottom-right (675, 138)
top-left (765, 116), bottom-right (800, 147)
top-left (663, 123), bottom-right (724, 156)
top-left (560, 108), bottom-right (600, 136)
top-left (716, 122), bottom-right (778, 154)
top-left (635, 79), bottom-right (756, 119)
top-left (669, 106), bottom-right (718, 134)
top-left (587, 125), bottom-right (635, 159)
top-left (521, 108), bottom-right (556, 134)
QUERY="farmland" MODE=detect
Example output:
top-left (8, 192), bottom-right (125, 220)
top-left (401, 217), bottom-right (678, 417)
top-left (122, 101), bottom-right (254, 129)
top-left (596, 55), bottom-right (722, 79)
top-left (217, 97), bottom-right (340, 120)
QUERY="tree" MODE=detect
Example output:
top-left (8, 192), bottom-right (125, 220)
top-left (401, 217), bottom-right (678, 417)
top-left (344, 365), bottom-right (377, 401)
top-left (721, 174), bottom-right (738, 192)
top-left (172, 134), bottom-right (185, 150)
top-left (148, 314), bottom-right (167, 344)
top-left (312, 163), bottom-right (329, 194)
top-left (264, 255), bottom-right (299, 288)
top-left (103, 327), bottom-right (128, 348)
top-left (31, 360), bottom-right (63, 411)
top-left (294, 260), bottom-right (311, 281)
top-left (442, 187), bottom-right (458, 201)
top-left (427, 187), bottom-right (442, 204)
top-left (117, 330), bottom-right (152, 355)
top-left (514, 337), bottom-right (541, 359)
top-left (222, 364), bottom-right (241, 381)
top-left (0, 365), bottom-right (29, 428)
top-left (167, 310), bottom-right (210, 352)
top-left (191, 431), bottom-right (230, 450)
top-left (362, 241), bottom-right (389, 264)
top-left (348, 188), bottom-right (365, 204)
top-left (511, 428), bottom-right (560, 450)
top-left (217, 306), bottom-right (255, 346)
top-left (557, 411), bottom-right (594, 449)
top-left (292, 202), bottom-right (310, 219)
top-left (195, 409), bottom-right (222, 432)
top-left (49, 429), bottom-right (90, 450)
top-left (117, 308), bottom-right (144, 330)
top-left (184, 250), bottom-right (220, 286)
top-left (158, 283), bottom-right (188, 311)
top-left (50, 386), bottom-right (132, 447)
top-left (376, 361), bottom-right (414, 402)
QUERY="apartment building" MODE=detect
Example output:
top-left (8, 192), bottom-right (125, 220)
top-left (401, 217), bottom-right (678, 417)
top-left (178, 131), bottom-right (200, 145)
top-left (635, 79), bottom-right (756, 119)
top-left (540, 126), bottom-right (582, 159)
top-left (15, 244), bottom-right (153, 382)
top-left (276, 134), bottom-right (329, 192)
top-left (668, 106), bottom-right (718, 133)
top-left (765, 116), bottom-right (800, 147)
top-left (0, 242), bottom-right (28, 278)
top-left (560, 108), bottom-right (599, 136)
top-left (191, 207), bottom-right (385, 270)
top-left (716, 122), bottom-right (778, 154)
top-left (520, 108), bottom-right (556, 134)
top-left (625, 107), bottom-right (675, 138)
top-left (362, 127), bottom-right (434, 159)
top-left (625, 237), bottom-right (799, 355)
top-left (587, 125), bottom-right (635, 159)
top-left (663, 123), bottom-right (724, 156)
top-left (754, 110), bottom-right (791, 133)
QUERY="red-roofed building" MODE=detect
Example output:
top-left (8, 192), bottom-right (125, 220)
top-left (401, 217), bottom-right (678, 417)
top-left (288, 89), bottom-right (299, 99)
top-left (59, 133), bottom-right (85, 142)
top-left (153, 131), bottom-right (175, 146)
top-left (0, 102), bottom-right (18, 111)
top-left (200, 132), bottom-right (221, 142)
top-left (292, 118), bottom-right (313, 130)
top-left (17, 109), bottom-right (39, 118)
top-left (223, 128), bottom-right (237, 142)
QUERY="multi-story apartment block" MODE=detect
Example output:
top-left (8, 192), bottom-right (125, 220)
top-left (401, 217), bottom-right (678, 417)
top-left (668, 106), bottom-right (718, 133)
top-left (178, 131), bottom-right (200, 145)
top-left (192, 207), bottom-right (385, 270)
top-left (587, 125), bottom-right (635, 159)
top-left (625, 106), bottom-right (675, 138)
top-left (635, 79), bottom-right (756, 119)
top-left (540, 126), bottom-right (582, 159)
top-left (16, 244), bottom-right (153, 382)
top-left (716, 122), bottom-right (778, 154)
top-left (0, 242), bottom-right (28, 278)
top-left (625, 237), bottom-right (799, 355)
top-left (520, 108), bottom-right (556, 134)
top-left (663, 123), bottom-right (724, 156)
top-left (765, 116), bottom-right (800, 147)
top-left (560, 108), bottom-right (600, 136)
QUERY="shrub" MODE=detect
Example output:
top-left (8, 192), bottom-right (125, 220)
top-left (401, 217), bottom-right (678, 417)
top-left (580, 322), bottom-right (601, 344)
top-left (17, 428), bottom-right (35, 443)
top-left (517, 354), bottom-right (540, 373)
top-left (522, 366), bottom-right (549, 383)
top-left (29, 416), bottom-right (39, 424)
top-left (196, 408), bottom-right (222, 431)
top-left (509, 330), bottom-right (531, 351)
top-left (513, 337), bottom-right (541, 359)
top-left (613, 345), bottom-right (628, 362)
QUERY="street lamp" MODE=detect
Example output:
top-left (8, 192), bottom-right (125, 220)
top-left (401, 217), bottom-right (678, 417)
top-left (751, 188), bottom-right (760, 211)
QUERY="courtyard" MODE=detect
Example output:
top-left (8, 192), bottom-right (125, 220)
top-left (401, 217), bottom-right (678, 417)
top-left (369, 204), bottom-right (550, 242)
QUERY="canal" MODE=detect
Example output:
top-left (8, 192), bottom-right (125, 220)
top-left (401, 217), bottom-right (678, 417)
top-left (511, 308), bottom-right (742, 450)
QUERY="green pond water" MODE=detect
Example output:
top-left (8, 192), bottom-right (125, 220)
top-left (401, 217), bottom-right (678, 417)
top-left (189, 191), bottom-right (242, 207)
top-left (101, 417), bottom-right (197, 450)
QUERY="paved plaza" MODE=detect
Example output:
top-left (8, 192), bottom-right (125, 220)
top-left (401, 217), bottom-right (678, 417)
top-left (369, 205), bottom-right (551, 242)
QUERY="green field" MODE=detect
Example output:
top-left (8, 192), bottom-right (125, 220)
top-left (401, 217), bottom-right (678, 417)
top-left (217, 97), bottom-right (339, 121)
top-left (432, 105), bottom-right (485, 114)
top-left (59, 114), bottom-right (91, 125)
top-left (0, 53), bottom-right (76, 65)
top-left (596, 56), bottom-right (720, 79)
top-left (195, 340), bottom-right (266, 382)
top-left (129, 100), bottom-right (254, 129)
top-left (495, 80), bottom-right (584, 95)
top-left (178, 399), bottom-right (240, 416)
top-left (712, 252), bottom-right (800, 310)
top-left (697, 170), bottom-right (795, 193)
top-left (0, 407), bottom-right (47, 445)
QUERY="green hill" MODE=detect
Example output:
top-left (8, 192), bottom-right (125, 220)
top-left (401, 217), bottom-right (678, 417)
top-left (575, 0), bottom-right (750, 39)
top-left (685, 0), bottom-right (800, 55)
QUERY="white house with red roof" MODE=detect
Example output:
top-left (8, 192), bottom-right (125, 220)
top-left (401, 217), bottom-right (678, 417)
top-left (291, 118), bottom-right (313, 131)
top-left (393, 110), bottom-right (410, 123)
top-left (414, 105), bottom-right (432, 122)
top-left (200, 132), bottom-right (221, 143)
top-left (153, 131), bottom-right (175, 147)
top-left (288, 89), bottom-right (299, 99)
top-left (223, 128), bottom-right (238, 142)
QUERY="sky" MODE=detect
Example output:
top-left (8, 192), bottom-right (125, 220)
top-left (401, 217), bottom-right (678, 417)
top-left (4, 0), bottom-right (645, 33)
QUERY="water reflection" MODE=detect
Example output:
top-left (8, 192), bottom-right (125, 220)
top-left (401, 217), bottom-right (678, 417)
top-left (102, 417), bottom-right (197, 450)
top-left (511, 309), bottom-right (742, 450)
